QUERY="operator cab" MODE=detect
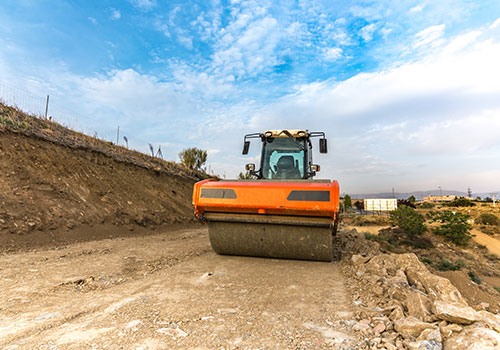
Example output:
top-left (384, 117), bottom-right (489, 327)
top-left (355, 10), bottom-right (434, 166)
top-left (242, 130), bottom-right (327, 180)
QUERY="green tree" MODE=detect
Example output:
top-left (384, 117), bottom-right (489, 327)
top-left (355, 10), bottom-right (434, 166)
top-left (427, 211), bottom-right (472, 246)
top-left (178, 148), bottom-right (208, 170)
top-left (344, 194), bottom-right (352, 208)
top-left (408, 195), bottom-right (416, 203)
top-left (390, 205), bottom-right (426, 239)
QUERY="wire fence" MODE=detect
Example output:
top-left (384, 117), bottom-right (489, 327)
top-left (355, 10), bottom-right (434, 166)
top-left (0, 80), bottom-right (203, 179)
top-left (0, 80), bottom-right (94, 136)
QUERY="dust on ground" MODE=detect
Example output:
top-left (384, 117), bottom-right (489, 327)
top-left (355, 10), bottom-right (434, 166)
top-left (0, 225), bottom-right (365, 350)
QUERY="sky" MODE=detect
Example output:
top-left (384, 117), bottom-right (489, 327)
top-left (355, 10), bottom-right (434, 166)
top-left (0, 0), bottom-right (500, 194)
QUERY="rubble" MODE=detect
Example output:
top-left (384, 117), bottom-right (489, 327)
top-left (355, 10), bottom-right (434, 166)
top-left (343, 248), bottom-right (500, 350)
top-left (394, 317), bottom-right (436, 338)
top-left (444, 326), bottom-right (500, 350)
top-left (432, 300), bottom-right (478, 324)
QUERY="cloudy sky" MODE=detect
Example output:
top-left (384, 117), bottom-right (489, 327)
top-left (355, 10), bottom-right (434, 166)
top-left (1, 0), bottom-right (500, 194)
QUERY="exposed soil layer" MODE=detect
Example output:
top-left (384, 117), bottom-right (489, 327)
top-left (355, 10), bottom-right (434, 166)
top-left (0, 131), bottom-right (197, 240)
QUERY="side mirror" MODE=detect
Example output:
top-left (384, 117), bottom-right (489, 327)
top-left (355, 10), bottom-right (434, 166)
top-left (242, 141), bottom-right (250, 155)
top-left (319, 138), bottom-right (327, 153)
top-left (310, 164), bottom-right (320, 172)
top-left (245, 163), bottom-right (255, 171)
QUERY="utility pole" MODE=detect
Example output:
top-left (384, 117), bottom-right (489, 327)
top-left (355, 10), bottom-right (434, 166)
top-left (44, 95), bottom-right (49, 119)
top-left (116, 126), bottom-right (120, 145)
top-left (392, 187), bottom-right (395, 199)
top-left (438, 186), bottom-right (442, 197)
top-left (493, 193), bottom-right (496, 208)
top-left (467, 187), bottom-right (472, 198)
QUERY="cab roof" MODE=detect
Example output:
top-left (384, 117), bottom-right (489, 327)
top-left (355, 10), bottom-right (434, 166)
top-left (263, 130), bottom-right (308, 138)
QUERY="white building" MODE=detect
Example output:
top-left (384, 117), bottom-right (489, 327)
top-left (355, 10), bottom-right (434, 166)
top-left (364, 198), bottom-right (398, 211)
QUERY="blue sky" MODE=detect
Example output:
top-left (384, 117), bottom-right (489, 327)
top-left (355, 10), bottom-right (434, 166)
top-left (1, 0), bottom-right (500, 194)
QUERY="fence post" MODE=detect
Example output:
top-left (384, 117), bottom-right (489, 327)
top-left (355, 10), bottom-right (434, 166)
top-left (44, 95), bottom-right (49, 118)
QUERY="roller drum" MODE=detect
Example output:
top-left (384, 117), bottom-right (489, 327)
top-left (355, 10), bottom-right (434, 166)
top-left (208, 221), bottom-right (333, 262)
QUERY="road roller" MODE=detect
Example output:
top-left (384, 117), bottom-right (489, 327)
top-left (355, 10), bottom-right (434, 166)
top-left (192, 130), bottom-right (340, 261)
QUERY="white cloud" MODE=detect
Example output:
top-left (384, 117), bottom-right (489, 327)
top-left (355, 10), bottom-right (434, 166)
top-left (413, 24), bottom-right (445, 48)
top-left (178, 35), bottom-right (193, 50)
top-left (246, 29), bottom-right (500, 191)
top-left (406, 110), bottom-right (500, 154)
top-left (88, 17), bottom-right (97, 24)
top-left (410, 4), bottom-right (424, 12)
top-left (211, 14), bottom-right (281, 78)
top-left (128, 0), bottom-right (157, 11)
top-left (110, 8), bottom-right (121, 20)
top-left (442, 30), bottom-right (481, 55)
top-left (380, 27), bottom-right (392, 39)
top-left (323, 47), bottom-right (343, 61)
top-left (490, 17), bottom-right (500, 29)
top-left (360, 23), bottom-right (377, 42)
top-left (349, 5), bottom-right (382, 20)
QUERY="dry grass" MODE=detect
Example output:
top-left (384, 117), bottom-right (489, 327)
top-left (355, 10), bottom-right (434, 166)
top-left (0, 103), bottom-right (205, 181)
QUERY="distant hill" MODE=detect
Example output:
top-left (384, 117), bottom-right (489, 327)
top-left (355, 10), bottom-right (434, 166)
top-left (350, 190), bottom-right (500, 200)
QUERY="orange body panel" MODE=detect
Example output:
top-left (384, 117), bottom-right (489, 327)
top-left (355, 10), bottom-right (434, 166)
top-left (192, 179), bottom-right (339, 219)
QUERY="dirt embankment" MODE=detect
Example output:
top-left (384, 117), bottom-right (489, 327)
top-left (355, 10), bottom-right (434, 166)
top-left (0, 104), bottom-right (203, 252)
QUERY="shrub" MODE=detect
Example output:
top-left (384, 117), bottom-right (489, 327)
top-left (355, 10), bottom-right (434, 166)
top-left (178, 148), bottom-right (207, 170)
top-left (445, 197), bottom-right (475, 207)
top-left (390, 205), bottom-right (426, 239)
top-left (494, 286), bottom-right (500, 293)
top-left (419, 202), bottom-right (435, 209)
top-left (468, 271), bottom-right (482, 284)
top-left (478, 213), bottom-right (500, 226)
top-left (0, 115), bottom-right (14, 126)
top-left (428, 211), bottom-right (473, 246)
top-left (354, 200), bottom-right (364, 211)
top-left (401, 236), bottom-right (433, 249)
top-left (421, 257), bottom-right (433, 265)
top-left (436, 259), bottom-right (465, 271)
top-left (364, 233), bottom-right (377, 240)
top-left (398, 199), bottom-right (416, 209)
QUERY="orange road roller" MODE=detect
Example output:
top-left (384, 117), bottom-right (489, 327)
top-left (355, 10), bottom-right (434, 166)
top-left (192, 130), bottom-right (340, 261)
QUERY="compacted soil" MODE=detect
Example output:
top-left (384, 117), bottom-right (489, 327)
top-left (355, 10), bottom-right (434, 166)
top-left (0, 226), bottom-right (363, 350)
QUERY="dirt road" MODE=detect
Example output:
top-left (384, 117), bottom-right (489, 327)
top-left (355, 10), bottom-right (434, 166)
top-left (471, 229), bottom-right (500, 256)
top-left (0, 226), bottom-right (362, 350)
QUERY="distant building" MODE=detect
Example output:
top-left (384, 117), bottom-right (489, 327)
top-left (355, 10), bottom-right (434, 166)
top-left (422, 195), bottom-right (473, 202)
top-left (364, 198), bottom-right (397, 211)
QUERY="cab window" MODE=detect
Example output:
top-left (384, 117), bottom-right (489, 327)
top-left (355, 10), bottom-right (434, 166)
top-left (261, 138), bottom-right (305, 179)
